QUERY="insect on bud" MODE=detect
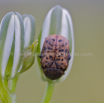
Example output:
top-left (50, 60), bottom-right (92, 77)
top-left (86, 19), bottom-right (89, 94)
top-left (37, 5), bottom-right (74, 82)
top-left (40, 34), bottom-right (71, 80)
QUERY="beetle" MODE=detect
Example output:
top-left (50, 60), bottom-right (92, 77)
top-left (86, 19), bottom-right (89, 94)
top-left (39, 34), bottom-right (71, 80)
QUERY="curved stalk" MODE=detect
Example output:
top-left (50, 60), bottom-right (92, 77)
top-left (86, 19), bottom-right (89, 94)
top-left (3, 79), bottom-right (8, 87)
top-left (41, 82), bottom-right (55, 103)
top-left (10, 74), bottom-right (20, 93)
top-left (0, 73), bottom-right (12, 103)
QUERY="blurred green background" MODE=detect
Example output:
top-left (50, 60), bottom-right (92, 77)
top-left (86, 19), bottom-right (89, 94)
top-left (0, 0), bottom-right (104, 103)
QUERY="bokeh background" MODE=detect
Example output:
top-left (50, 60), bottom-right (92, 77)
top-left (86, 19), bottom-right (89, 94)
top-left (0, 0), bottom-right (104, 103)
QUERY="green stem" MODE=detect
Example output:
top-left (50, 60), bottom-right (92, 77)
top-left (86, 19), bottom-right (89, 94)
top-left (41, 82), bottom-right (55, 103)
top-left (10, 74), bottom-right (20, 92)
top-left (3, 79), bottom-right (8, 87)
top-left (0, 73), bottom-right (12, 103)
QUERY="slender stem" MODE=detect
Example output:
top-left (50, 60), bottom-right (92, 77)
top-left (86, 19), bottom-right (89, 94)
top-left (3, 79), bottom-right (8, 87)
top-left (0, 75), bottom-right (5, 102)
top-left (0, 73), bottom-right (11, 103)
top-left (41, 82), bottom-right (55, 103)
top-left (10, 74), bottom-right (20, 92)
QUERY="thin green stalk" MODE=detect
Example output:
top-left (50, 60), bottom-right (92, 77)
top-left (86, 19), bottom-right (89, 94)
top-left (0, 73), bottom-right (12, 103)
top-left (3, 79), bottom-right (8, 87)
top-left (41, 82), bottom-right (55, 103)
top-left (10, 74), bottom-right (20, 92)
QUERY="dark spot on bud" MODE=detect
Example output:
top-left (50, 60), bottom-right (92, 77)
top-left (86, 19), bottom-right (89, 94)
top-left (65, 42), bottom-right (67, 45)
top-left (59, 40), bottom-right (62, 42)
top-left (59, 49), bottom-right (64, 52)
top-left (56, 59), bottom-right (60, 61)
top-left (49, 55), bottom-right (53, 60)
top-left (61, 59), bottom-right (63, 61)
top-left (65, 49), bottom-right (68, 53)
top-left (61, 53), bottom-right (63, 56)
top-left (48, 47), bottom-right (52, 50)
top-left (58, 55), bottom-right (60, 57)
top-left (44, 47), bottom-right (46, 51)
top-left (46, 40), bottom-right (48, 43)
top-left (52, 39), bottom-right (55, 41)
top-left (49, 42), bottom-right (53, 46)
top-left (46, 57), bottom-right (48, 59)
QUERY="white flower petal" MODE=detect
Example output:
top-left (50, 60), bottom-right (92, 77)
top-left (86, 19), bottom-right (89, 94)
top-left (1, 15), bottom-right (15, 77)
top-left (24, 17), bottom-right (31, 48)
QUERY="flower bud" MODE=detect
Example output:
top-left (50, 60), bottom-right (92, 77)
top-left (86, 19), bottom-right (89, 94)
top-left (0, 12), bottom-right (24, 79)
top-left (37, 5), bottom-right (74, 82)
top-left (18, 14), bottom-right (36, 73)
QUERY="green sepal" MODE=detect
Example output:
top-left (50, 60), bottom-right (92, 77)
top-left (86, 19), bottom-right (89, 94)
top-left (19, 40), bottom-right (38, 73)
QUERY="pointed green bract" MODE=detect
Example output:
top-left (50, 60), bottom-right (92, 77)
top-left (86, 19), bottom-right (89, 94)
top-left (0, 12), bottom-right (24, 79)
top-left (19, 40), bottom-right (38, 73)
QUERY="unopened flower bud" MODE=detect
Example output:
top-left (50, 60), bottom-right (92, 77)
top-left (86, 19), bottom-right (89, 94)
top-left (0, 12), bottom-right (24, 79)
top-left (18, 14), bottom-right (36, 73)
